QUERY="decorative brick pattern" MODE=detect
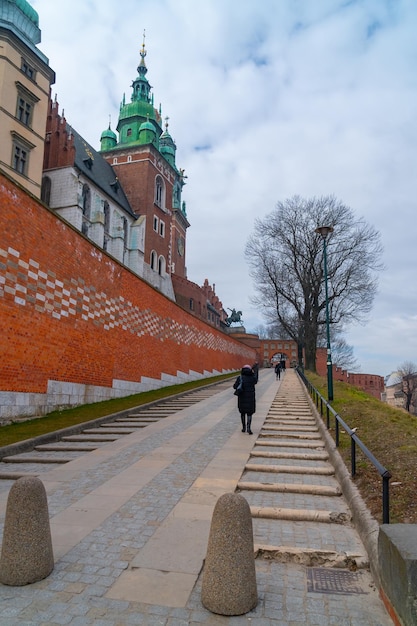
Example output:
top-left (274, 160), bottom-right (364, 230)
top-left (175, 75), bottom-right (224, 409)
top-left (0, 173), bottom-right (255, 417)
top-left (0, 245), bottom-right (237, 351)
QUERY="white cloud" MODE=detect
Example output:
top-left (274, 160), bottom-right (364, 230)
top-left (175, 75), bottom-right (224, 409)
top-left (31, 0), bottom-right (417, 376)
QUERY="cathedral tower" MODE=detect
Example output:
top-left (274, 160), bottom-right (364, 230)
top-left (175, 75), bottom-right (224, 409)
top-left (100, 37), bottom-right (189, 282)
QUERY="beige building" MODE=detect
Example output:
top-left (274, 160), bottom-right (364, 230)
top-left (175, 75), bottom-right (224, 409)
top-left (0, 0), bottom-right (55, 197)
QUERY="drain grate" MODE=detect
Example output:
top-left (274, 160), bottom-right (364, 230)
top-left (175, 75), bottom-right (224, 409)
top-left (307, 568), bottom-right (368, 595)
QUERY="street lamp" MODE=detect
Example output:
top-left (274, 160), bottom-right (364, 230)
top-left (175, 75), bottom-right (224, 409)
top-left (315, 225), bottom-right (334, 402)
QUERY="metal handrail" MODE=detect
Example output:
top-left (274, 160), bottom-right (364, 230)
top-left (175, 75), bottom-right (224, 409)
top-left (296, 367), bottom-right (392, 523)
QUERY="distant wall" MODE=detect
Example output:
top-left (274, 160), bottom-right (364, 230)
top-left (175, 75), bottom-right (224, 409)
top-left (0, 172), bottom-right (255, 422)
top-left (316, 348), bottom-right (384, 400)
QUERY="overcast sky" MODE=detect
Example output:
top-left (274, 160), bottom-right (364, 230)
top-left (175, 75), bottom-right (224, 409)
top-left (31, 0), bottom-right (417, 378)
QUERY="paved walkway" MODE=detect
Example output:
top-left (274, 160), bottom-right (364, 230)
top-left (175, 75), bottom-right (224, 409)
top-left (0, 369), bottom-right (392, 625)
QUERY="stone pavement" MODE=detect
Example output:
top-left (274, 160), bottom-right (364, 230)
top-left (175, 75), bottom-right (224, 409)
top-left (0, 369), bottom-right (393, 625)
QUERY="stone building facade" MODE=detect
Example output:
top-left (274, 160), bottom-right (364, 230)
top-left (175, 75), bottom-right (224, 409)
top-left (0, 0), bottom-right (55, 197)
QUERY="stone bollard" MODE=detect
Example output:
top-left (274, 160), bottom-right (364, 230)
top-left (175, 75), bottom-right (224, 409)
top-left (201, 492), bottom-right (258, 615)
top-left (0, 476), bottom-right (54, 586)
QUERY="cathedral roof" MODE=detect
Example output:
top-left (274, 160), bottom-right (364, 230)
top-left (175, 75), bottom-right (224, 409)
top-left (70, 126), bottom-right (136, 218)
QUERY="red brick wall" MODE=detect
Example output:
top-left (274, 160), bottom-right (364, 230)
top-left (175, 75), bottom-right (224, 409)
top-left (0, 172), bottom-right (255, 396)
top-left (316, 348), bottom-right (384, 400)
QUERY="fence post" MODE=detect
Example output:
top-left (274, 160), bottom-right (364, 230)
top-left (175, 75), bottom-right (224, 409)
top-left (351, 437), bottom-right (356, 477)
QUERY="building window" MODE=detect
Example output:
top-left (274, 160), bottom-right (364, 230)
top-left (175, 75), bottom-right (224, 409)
top-left (41, 176), bottom-right (51, 205)
top-left (158, 256), bottom-right (165, 276)
top-left (15, 83), bottom-right (39, 128)
top-left (153, 216), bottom-right (158, 232)
top-left (21, 58), bottom-right (36, 81)
top-left (81, 184), bottom-right (91, 235)
top-left (150, 250), bottom-right (157, 270)
top-left (155, 175), bottom-right (165, 208)
top-left (17, 97), bottom-right (32, 126)
top-left (190, 298), bottom-right (194, 311)
top-left (159, 221), bottom-right (165, 237)
top-left (127, 128), bottom-right (132, 136)
top-left (127, 155), bottom-right (132, 162)
top-left (122, 217), bottom-right (128, 261)
top-left (11, 133), bottom-right (34, 177)
top-left (113, 157), bottom-right (117, 164)
top-left (103, 201), bottom-right (110, 250)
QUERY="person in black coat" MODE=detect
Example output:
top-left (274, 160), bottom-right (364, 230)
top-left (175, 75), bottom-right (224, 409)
top-left (233, 364), bottom-right (258, 435)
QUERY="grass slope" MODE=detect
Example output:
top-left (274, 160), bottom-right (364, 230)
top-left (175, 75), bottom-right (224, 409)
top-left (0, 373), bottom-right (236, 448)
top-left (307, 372), bottom-right (417, 524)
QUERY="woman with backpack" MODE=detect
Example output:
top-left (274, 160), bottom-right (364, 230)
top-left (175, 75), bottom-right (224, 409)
top-left (233, 364), bottom-right (258, 435)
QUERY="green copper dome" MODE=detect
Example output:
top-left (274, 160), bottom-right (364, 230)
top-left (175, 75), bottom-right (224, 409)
top-left (100, 124), bottom-right (117, 151)
top-left (160, 119), bottom-right (176, 167)
top-left (15, 0), bottom-right (39, 25)
top-left (0, 0), bottom-right (42, 47)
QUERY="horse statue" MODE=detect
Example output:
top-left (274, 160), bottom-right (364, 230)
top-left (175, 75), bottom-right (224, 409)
top-left (226, 308), bottom-right (243, 326)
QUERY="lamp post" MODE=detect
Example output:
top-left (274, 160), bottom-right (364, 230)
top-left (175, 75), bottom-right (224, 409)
top-left (315, 226), bottom-right (334, 402)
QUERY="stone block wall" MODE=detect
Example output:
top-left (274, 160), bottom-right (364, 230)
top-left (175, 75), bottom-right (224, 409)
top-left (0, 172), bottom-right (255, 421)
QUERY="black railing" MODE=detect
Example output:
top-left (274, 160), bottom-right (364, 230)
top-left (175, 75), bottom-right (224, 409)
top-left (297, 367), bottom-right (392, 524)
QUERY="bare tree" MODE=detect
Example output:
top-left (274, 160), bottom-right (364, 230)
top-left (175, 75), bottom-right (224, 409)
top-left (246, 195), bottom-right (383, 371)
top-left (395, 361), bottom-right (417, 413)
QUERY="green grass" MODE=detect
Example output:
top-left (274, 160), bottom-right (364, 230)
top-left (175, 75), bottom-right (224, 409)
top-left (306, 371), bottom-right (417, 524)
top-left (0, 373), bottom-right (237, 447)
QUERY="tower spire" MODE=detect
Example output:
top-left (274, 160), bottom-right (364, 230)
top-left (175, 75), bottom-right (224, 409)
top-left (132, 29), bottom-right (151, 104)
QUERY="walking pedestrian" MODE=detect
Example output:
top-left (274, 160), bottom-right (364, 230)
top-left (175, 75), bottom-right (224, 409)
top-left (233, 364), bottom-right (258, 435)
top-left (274, 362), bottom-right (281, 380)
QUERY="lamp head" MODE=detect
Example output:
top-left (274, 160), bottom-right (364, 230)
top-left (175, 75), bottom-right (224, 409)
top-left (315, 225), bottom-right (334, 239)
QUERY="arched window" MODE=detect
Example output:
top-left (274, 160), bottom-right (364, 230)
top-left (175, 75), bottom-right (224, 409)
top-left (155, 175), bottom-right (165, 208)
top-left (41, 176), bottom-right (51, 206)
top-left (150, 250), bottom-right (157, 270)
top-left (158, 255), bottom-right (165, 276)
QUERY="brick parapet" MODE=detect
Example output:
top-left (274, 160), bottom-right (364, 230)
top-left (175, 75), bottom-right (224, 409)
top-left (0, 172), bottom-right (254, 419)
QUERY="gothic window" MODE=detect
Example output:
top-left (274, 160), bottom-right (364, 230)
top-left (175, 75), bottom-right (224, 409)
top-left (122, 217), bottom-right (128, 262)
top-left (81, 184), bottom-right (91, 235)
top-left (159, 220), bottom-right (165, 237)
top-left (150, 250), bottom-right (157, 270)
top-left (158, 255), bottom-right (165, 276)
top-left (155, 175), bottom-right (165, 208)
top-left (153, 216), bottom-right (158, 232)
top-left (127, 128), bottom-right (132, 137)
top-left (103, 201), bottom-right (110, 250)
top-left (41, 176), bottom-right (51, 205)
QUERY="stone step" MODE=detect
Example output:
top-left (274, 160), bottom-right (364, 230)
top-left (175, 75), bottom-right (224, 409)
top-left (62, 434), bottom-right (120, 442)
top-left (82, 428), bottom-right (135, 435)
top-left (250, 506), bottom-right (351, 524)
top-left (1, 455), bottom-right (73, 464)
top-left (245, 463), bottom-right (334, 476)
top-left (259, 432), bottom-right (322, 440)
top-left (250, 450), bottom-right (329, 461)
top-left (256, 440), bottom-right (325, 449)
top-left (35, 444), bottom-right (99, 452)
top-left (238, 481), bottom-right (341, 496)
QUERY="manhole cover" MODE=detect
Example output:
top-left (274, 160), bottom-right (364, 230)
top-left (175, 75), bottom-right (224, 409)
top-left (307, 568), bottom-right (368, 595)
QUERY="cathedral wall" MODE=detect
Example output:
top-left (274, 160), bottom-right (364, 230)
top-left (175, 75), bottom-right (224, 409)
top-left (0, 172), bottom-right (254, 422)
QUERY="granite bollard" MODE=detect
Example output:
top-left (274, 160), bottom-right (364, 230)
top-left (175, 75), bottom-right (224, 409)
top-left (201, 492), bottom-right (258, 615)
top-left (0, 476), bottom-right (54, 586)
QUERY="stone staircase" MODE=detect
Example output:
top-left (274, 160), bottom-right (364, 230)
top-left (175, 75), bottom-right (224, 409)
top-left (237, 369), bottom-right (369, 570)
